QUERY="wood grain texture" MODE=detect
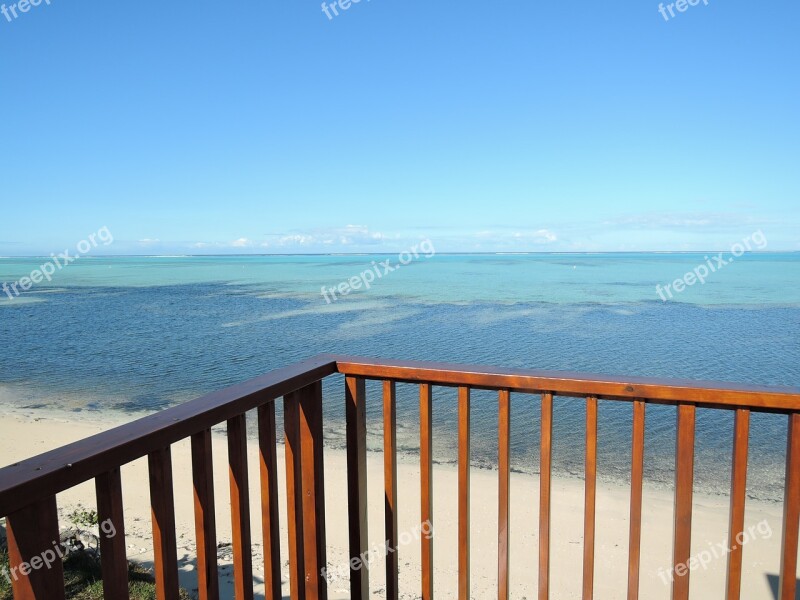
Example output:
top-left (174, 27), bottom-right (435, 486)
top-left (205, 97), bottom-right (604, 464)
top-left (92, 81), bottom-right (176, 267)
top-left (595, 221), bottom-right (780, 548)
top-left (779, 413), bottom-right (800, 600)
top-left (498, 390), bottom-right (511, 600)
top-left (258, 403), bottom-right (282, 600)
top-left (672, 404), bottom-right (696, 600)
top-left (334, 355), bottom-right (800, 409)
top-left (346, 376), bottom-right (369, 600)
top-left (228, 414), bottom-right (254, 600)
top-left (725, 409), bottom-right (750, 600)
top-left (539, 392), bottom-right (553, 600)
top-left (458, 386), bottom-right (471, 600)
top-left (96, 468), bottom-right (129, 600)
top-left (420, 383), bottom-right (434, 600)
top-left (284, 393), bottom-right (305, 600)
top-left (627, 400), bottom-right (645, 600)
top-left (0, 354), bottom-right (338, 517)
top-left (191, 429), bottom-right (219, 600)
top-left (149, 446), bottom-right (180, 600)
top-left (298, 381), bottom-right (328, 600)
top-left (6, 495), bottom-right (65, 600)
top-left (384, 381), bottom-right (399, 600)
top-left (583, 397), bottom-right (597, 600)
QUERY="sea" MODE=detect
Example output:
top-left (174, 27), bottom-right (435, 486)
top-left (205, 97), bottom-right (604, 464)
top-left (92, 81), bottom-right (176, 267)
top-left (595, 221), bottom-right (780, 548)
top-left (1, 252), bottom-right (798, 502)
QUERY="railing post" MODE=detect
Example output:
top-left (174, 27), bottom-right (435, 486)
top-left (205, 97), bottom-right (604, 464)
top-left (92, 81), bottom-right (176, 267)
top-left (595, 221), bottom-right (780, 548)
top-left (191, 429), bottom-right (220, 600)
top-left (672, 404), bottom-right (696, 600)
top-left (346, 376), bottom-right (369, 600)
top-left (286, 381), bottom-right (328, 600)
top-left (299, 381), bottom-right (328, 600)
top-left (96, 468), bottom-right (129, 600)
top-left (228, 414), bottom-right (254, 600)
top-left (539, 392), bottom-right (553, 600)
top-left (779, 412), bottom-right (800, 600)
top-left (148, 446), bottom-right (180, 600)
top-left (5, 496), bottom-right (65, 600)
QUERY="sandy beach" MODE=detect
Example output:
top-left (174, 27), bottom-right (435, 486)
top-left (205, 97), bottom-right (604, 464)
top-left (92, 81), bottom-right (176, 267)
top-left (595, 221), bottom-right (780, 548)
top-left (0, 406), bottom-right (795, 599)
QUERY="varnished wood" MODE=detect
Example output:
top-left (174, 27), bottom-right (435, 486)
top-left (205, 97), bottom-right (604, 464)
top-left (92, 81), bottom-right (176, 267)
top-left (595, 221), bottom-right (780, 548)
top-left (498, 390), bottom-right (511, 600)
top-left (384, 381), bottom-right (399, 600)
top-left (298, 381), bottom-right (328, 600)
top-left (191, 429), bottom-right (219, 600)
top-left (420, 383), bottom-right (434, 600)
top-left (258, 403), bottom-right (282, 600)
top-left (583, 397), bottom-right (597, 600)
top-left (627, 400), bottom-right (645, 600)
top-left (6, 495), bottom-right (65, 600)
top-left (149, 446), bottom-right (180, 600)
top-left (0, 354), bottom-right (338, 517)
top-left (284, 393), bottom-right (306, 600)
top-left (539, 392), bottom-right (553, 600)
top-left (96, 468), bottom-right (129, 600)
top-left (346, 376), bottom-right (369, 599)
top-left (2, 356), bottom-right (799, 600)
top-left (725, 409), bottom-right (750, 600)
top-left (672, 404), bottom-right (696, 600)
top-left (335, 356), bottom-right (800, 410)
top-left (458, 386), bottom-right (471, 600)
top-left (778, 413), bottom-right (800, 600)
top-left (228, 414), bottom-right (254, 600)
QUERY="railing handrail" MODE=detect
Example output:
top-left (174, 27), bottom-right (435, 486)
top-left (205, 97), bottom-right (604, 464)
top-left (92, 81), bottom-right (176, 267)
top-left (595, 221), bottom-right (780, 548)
top-left (2, 353), bottom-right (800, 517)
top-left (0, 354), bottom-right (338, 517)
top-left (334, 354), bottom-right (800, 410)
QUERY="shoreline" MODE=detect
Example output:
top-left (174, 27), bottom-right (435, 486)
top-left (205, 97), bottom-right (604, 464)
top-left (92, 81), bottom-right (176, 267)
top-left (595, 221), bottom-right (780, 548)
top-left (0, 405), bottom-right (795, 599)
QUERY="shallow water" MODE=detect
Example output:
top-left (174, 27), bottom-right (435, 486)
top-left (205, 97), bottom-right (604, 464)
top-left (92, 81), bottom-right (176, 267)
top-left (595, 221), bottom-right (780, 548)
top-left (1, 253), bottom-right (798, 500)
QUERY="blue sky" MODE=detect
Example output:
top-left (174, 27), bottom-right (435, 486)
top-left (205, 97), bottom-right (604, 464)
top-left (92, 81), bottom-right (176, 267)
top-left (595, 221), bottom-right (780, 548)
top-left (0, 0), bottom-right (798, 254)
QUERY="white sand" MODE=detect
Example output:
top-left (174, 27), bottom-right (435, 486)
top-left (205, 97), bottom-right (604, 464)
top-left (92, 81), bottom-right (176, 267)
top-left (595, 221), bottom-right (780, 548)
top-left (0, 407), bottom-right (795, 599)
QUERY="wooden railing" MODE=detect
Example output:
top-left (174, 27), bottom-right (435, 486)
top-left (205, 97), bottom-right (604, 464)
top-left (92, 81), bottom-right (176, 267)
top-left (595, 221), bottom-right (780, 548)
top-left (0, 354), bottom-right (799, 600)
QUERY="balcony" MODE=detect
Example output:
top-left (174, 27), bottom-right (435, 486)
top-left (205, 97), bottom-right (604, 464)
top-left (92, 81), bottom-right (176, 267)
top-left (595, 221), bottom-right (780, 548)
top-left (0, 354), bottom-right (799, 600)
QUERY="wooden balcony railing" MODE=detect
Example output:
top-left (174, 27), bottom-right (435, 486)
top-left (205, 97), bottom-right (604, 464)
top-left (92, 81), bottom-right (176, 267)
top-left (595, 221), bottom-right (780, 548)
top-left (0, 354), bottom-right (799, 600)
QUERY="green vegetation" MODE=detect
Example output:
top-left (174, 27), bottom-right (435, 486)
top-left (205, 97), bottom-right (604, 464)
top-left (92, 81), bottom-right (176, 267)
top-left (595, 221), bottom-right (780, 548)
top-left (66, 506), bottom-right (100, 529)
top-left (0, 521), bottom-right (191, 600)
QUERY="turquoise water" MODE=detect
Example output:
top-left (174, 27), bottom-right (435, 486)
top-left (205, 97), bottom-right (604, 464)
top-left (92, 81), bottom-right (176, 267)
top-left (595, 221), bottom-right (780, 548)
top-left (1, 253), bottom-right (799, 306)
top-left (1, 253), bottom-right (798, 500)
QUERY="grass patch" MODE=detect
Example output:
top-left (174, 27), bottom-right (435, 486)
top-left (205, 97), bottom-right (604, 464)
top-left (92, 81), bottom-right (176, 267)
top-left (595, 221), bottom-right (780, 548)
top-left (0, 547), bottom-right (191, 600)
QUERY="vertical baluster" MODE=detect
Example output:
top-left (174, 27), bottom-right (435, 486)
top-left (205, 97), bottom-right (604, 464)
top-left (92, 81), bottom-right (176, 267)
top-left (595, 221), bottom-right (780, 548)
top-left (298, 380), bottom-right (328, 600)
top-left (725, 409), bottom-right (750, 600)
top-left (779, 412), bottom-right (800, 600)
top-left (191, 430), bottom-right (219, 600)
top-left (384, 381), bottom-right (399, 600)
top-left (149, 446), bottom-right (180, 600)
top-left (258, 402), bottom-right (282, 600)
top-left (96, 468), bottom-right (129, 600)
top-left (498, 390), bottom-right (511, 600)
top-left (539, 392), bottom-right (553, 600)
top-left (420, 383), bottom-right (434, 600)
top-left (458, 386), bottom-right (471, 600)
top-left (6, 496), bottom-right (65, 600)
top-left (583, 397), bottom-right (598, 600)
top-left (346, 376), bottom-right (369, 600)
top-left (672, 404), bottom-right (696, 600)
top-left (284, 392), bottom-right (306, 600)
top-left (627, 400), bottom-right (645, 600)
top-left (228, 414), bottom-right (254, 600)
